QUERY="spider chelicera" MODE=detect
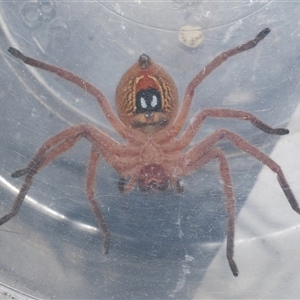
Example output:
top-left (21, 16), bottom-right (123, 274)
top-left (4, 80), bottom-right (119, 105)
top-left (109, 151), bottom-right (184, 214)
top-left (1, 28), bottom-right (299, 277)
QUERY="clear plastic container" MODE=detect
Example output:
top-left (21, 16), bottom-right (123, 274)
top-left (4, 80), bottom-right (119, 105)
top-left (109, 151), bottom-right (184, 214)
top-left (0, 1), bottom-right (300, 299)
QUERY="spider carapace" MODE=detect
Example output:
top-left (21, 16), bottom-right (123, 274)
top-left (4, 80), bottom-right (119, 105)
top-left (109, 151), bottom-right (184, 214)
top-left (1, 28), bottom-right (299, 277)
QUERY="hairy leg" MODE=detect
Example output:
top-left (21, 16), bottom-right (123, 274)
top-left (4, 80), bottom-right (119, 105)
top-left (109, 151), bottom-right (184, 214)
top-left (183, 128), bottom-right (299, 214)
top-left (8, 47), bottom-right (131, 140)
top-left (0, 125), bottom-right (122, 228)
top-left (157, 28), bottom-right (271, 141)
top-left (0, 133), bottom-right (81, 225)
top-left (175, 108), bottom-right (288, 149)
top-left (13, 124), bottom-right (121, 178)
top-left (181, 147), bottom-right (238, 276)
top-left (86, 146), bottom-right (110, 253)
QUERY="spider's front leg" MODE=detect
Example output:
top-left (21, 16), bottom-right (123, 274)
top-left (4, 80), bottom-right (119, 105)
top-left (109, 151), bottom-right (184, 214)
top-left (7, 47), bottom-right (131, 140)
top-left (86, 146), bottom-right (110, 253)
top-left (0, 124), bottom-right (122, 254)
top-left (158, 28), bottom-right (271, 142)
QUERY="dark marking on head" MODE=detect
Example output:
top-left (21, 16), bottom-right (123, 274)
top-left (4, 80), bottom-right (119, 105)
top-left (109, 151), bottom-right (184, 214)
top-left (136, 87), bottom-right (162, 114)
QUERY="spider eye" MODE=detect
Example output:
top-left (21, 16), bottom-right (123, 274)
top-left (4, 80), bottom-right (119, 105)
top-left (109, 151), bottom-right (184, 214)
top-left (136, 87), bottom-right (162, 113)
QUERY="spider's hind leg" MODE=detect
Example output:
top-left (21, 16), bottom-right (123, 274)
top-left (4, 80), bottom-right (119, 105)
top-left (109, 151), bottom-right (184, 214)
top-left (180, 146), bottom-right (239, 276)
top-left (86, 146), bottom-right (110, 254)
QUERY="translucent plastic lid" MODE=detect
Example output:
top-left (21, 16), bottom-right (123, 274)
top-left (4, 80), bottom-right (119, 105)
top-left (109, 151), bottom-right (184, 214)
top-left (0, 1), bottom-right (299, 299)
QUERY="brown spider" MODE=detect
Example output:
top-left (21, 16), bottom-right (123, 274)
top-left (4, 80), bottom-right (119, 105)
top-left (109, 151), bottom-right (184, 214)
top-left (1, 28), bottom-right (299, 277)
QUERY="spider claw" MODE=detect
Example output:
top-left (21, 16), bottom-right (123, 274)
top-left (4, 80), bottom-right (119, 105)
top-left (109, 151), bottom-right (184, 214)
top-left (228, 258), bottom-right (239, 277)
top-left (275, 128), bottom-right (289, 135)
top-left (8, 47), bottom-right (24, 60)
top-left (251, 119), bottom-right (289, 136)
top-left (11, 168), bottom-right (29, 178)
top-left (256, 28), bottom-right (271, 40)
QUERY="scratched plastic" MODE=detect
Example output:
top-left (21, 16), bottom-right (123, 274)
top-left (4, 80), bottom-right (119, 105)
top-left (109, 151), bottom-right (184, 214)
top-left (0, 1), bottom-right (300, 299)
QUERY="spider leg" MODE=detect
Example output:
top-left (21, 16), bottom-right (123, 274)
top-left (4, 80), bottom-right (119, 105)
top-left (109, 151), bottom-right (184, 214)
top-left (0, 133), bottom-right (82, 225)
top-left (186, 128), bottom-right (299, 213)
top-left (118, 176), bottom-right (138, 193)
top-left (222, 129), bottom-right (298, 212)
top-left (175, 108), bottom-right (289, 149)
top-left (86, 146), bottom-right (110, 254)
top-left (0, 125), bottom-right (122, 249)
top-left (178, 128), bottom-right (300, 276)
top-left (7, 47), bottom-right (132, 140)
top-left (180, 147), bottom-right (238, 276)
top-left (159, 28), bottom-right (270, 141)
top-left (12, 124), bottom-right (121, 177)
top-left (12, 131), bottom-right (83, 178)
top-left (0, 168), bottom-right (34, 225)
top-left (179, 128), bottom-right (298, 276)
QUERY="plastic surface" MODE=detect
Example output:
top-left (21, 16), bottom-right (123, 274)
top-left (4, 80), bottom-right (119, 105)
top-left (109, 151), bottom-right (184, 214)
top-left (0, 1), bottom-right (300, 299)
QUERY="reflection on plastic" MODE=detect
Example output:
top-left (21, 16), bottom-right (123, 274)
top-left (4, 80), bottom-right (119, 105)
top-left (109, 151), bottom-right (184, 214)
top-left (1, 1), bottom-right (300, 299)
top-left (0, 175), bottom-right (98, 234)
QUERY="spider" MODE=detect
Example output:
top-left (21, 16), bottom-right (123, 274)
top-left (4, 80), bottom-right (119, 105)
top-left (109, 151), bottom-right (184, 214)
top-left (1, 28), bottom-right (299, 277)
